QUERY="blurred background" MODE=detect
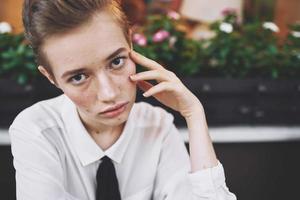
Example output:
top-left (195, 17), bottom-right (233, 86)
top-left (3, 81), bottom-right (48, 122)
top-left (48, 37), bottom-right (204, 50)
top-left (1, 0), bottom-right (300, 199)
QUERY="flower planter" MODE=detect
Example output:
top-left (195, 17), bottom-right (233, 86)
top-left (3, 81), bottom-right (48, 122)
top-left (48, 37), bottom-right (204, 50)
top-left (1, 76), bottom-right (300, 128)
top-left (0, 76), bottom-right (62, 128)
top-left (137, 78), bottom-right (300, 126)
top-left (0, 78), bottom-right (35, 128)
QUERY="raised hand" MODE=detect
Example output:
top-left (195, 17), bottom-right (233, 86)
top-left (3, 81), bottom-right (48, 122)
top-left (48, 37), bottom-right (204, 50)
top-left (129, 51), bottom-right (203, 119)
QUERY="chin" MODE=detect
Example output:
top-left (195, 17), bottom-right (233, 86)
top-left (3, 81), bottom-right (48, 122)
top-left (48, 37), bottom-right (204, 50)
top-left (102, 116), bottom-right (128, 127)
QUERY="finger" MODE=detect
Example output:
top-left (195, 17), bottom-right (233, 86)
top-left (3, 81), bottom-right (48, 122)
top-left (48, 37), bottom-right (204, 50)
top-left (143, 82), bottom-right (173, 97)
top-left (130, 70), bottom-right (171, 83)
top-left (137, 80), bottom-right (153, 92)
top-left (130, 50), bottom-right (164, 70)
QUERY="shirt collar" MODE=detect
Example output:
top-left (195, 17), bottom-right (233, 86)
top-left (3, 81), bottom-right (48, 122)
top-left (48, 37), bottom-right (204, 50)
top-left (61, 94), bottom-right (134, 167)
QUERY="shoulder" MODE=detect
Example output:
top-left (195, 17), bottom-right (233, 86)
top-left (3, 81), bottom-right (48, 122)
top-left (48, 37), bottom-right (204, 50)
top-left (131, 102), bottom-right (174, 128)
top-left (9, 94), bottom-right (66, 135)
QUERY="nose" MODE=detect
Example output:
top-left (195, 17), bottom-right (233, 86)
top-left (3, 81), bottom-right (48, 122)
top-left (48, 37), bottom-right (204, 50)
top-left (96, 72), bottom-right (119, 103)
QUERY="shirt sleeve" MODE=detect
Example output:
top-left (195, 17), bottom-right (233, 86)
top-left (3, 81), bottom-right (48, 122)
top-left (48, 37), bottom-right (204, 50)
top-left (9, 123), bottom-right (80, 200)
top-left (152, 116), bottom-right (237, 200)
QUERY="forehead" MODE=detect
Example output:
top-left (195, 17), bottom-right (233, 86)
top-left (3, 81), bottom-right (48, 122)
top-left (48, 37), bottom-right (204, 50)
top-left (42, 11), bottom-right (129, 74)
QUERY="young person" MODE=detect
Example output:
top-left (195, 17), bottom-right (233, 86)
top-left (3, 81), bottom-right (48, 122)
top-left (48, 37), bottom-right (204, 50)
top-left (9, 0), bottom-right (236, 199)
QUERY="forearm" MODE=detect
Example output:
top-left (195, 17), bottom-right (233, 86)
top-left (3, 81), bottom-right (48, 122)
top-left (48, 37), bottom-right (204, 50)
top-left (185, 102), bottom-right (218, 173)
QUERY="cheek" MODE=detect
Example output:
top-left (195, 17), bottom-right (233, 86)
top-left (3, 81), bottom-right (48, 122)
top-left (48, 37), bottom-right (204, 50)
top-left (63, 88), bottom-right (94, 110)
top-left (125, 58), bottom-right (136, 76)
top-left (125, 60), bottom-right (136, 88)
top-left (117, 59), bottom-right (136, 87)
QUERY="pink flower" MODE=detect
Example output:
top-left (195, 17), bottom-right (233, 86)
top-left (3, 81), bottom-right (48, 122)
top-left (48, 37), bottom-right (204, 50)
top-left (167, 10), bottom-right (180, 20)
top-left (152, 30), bottom-right (170, 43)
top-left (222, 8), bottom-right (237, 16)
top-left (132, 33), bottom-right (147, 46)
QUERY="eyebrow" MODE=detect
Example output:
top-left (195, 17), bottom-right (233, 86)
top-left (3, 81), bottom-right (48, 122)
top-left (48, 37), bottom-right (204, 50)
top-left (61, 47), bottom-right (127, 79)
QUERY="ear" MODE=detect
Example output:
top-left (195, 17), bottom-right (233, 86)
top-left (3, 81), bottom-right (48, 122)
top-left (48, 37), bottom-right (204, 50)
top-left (38, 65), bottom-right (60, 88)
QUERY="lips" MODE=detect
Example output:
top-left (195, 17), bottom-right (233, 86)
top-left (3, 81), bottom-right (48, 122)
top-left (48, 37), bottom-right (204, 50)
top-left (99, 102), bottom-right (129, 118)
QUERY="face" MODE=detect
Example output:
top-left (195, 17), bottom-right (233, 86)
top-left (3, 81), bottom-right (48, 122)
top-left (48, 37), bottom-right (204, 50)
top-left (40, 11), bottom-right (136, 131)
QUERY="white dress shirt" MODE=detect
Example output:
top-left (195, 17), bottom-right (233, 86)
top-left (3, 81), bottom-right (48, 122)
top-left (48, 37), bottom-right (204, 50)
top-left (9, 94), bottom-right (236, 200)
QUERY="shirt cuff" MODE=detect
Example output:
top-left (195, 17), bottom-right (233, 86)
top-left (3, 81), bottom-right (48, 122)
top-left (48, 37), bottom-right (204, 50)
top-left (187, 160), bottom-right (226, 195)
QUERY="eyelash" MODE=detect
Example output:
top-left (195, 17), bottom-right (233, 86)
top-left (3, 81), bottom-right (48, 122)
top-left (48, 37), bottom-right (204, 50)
top-left (67, 74), bottom-right (86, 86)
top-left (110, 56), bottom-right (127, 70)
top-left (68, 56), bottom-right (127, 85)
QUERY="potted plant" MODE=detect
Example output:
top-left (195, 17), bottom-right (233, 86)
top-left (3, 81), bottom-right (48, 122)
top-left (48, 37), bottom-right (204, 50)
top-left (0, 22), bottom-right (61, 128)
top-left (132, 10), bottom-right (300, 126)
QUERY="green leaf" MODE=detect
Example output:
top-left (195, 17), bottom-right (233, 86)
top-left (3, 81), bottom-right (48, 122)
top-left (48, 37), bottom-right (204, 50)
top-left (25, 62), bottom-right (36, 70)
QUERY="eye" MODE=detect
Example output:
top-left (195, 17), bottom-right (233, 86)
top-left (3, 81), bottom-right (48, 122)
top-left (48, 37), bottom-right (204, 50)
top-left (69, 73), bottom-right (88, 85)
top-left (110, 56), bottom-right (126, 70)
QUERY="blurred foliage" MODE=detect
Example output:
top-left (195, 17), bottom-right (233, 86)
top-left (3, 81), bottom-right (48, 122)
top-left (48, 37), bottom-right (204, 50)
top-left (1, 10), bottom-right (300, 86)
top-left (206, 12), bottom-right (283, 79)
top-left (0, 33), bottom-right (37, 85)
top-left (281, 23), bottom-right (300, 78)
top-left (133, 13), bottom-right (205, 75)
top-left (133, 11), bottom-right (300, 79)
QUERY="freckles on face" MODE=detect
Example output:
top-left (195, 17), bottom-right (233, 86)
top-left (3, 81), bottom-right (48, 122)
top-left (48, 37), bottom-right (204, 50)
top-left (42, 12), bottom-right (138, 116)
top-left (118, 59), bottom-right (137, 104)
top-left (118, 58), bottom-right (136, 88)
top-left (102, 57), bottom-right (137, 104)
top-left (64, 57), bottom-right (136, 114)
top-left (64, 88), bottom-right (95, 113)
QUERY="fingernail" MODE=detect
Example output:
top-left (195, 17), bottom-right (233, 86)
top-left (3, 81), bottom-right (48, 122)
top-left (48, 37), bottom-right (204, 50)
top-left (143, 92), bottom-right (149, 97)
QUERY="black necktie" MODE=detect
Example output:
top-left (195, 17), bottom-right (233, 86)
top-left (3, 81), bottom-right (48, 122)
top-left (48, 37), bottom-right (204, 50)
top-left (96, 156), bottom-right (121, 200)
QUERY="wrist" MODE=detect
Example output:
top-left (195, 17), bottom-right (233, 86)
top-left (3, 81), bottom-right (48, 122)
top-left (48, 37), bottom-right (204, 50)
top-left (182, 100), bottom-right (206, 120)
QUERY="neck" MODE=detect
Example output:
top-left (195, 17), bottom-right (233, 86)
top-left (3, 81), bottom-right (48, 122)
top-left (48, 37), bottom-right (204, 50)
top-left (77, 109), bottom-right (125, 150)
